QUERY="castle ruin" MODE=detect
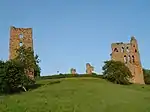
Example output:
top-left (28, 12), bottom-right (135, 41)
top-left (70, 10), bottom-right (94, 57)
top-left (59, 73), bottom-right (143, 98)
top-left (86, 63), bottom-right (94, 74)
top-left (9, 26), bottom-right (33, 59)
top-left (111, 36), bottom-right (145, 84)
top-left (9, 26), bottom-right (34, 79)
top-left (70, 68), bottom-right (77, 75)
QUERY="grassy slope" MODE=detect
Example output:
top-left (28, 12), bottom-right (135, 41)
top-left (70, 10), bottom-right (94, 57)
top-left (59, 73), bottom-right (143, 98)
top-left (1, 77), bottom-right (150, 112)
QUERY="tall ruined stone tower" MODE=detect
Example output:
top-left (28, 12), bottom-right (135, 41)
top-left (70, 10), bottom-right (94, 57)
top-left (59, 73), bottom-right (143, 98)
top-left (9, 26), bottom-right (33, 59)
top-left (111, 36), bottom-right (145, 84)
top-left (9, 26), bottom-right (34, 79)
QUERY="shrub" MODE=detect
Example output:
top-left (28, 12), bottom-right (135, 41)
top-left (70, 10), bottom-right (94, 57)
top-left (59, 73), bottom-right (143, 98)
top-left (40, 73), bottom-right (104, 80)
top-left (143, 69), bottom-right (150, 84)
top-left (0, 60), bottom-right (33, 94)
top-left (0, 46), bottom-right (41, 94)
top-left (102, 60), bottom-right (133, 85)
top-left (0, 60), bottom-right (6, 93)
top-left (15, 46), bottom-right (41, 78)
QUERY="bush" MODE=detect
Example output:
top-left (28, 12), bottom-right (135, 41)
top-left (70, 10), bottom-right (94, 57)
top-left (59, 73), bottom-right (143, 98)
top-left (40, 73), bottom-right (104, 80)
top-left (0, 46), bottom-right (41, 94)
top-left (0, 60), bottom-right (6, 93)
top-left (143, 69), bottom-right (150, 84)
top-left (102, 60), bottom-right (133, 85)
top-left (15, 46), bottom-right (41, 78)
top-left (40, 74), bottom-right (66, 80)
top-left (0, 60), bottom-right (33, 94)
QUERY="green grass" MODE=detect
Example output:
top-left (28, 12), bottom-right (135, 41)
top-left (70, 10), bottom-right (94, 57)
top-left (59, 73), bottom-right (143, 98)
top-left (1, 77), bottom-right (150, 112)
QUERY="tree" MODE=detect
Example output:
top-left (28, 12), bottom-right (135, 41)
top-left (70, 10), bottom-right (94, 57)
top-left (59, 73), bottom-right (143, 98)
top-left (15, 46), bottom-right (41, 79)
top-left (102, 60), bottom-right (133, 85)
top-left (0, 59), bottom-right (33, 94)
top-left (3, 60), bottom-right (27, 93)
top-left (0, 60), bottom-right (6, 93)
top-left (143, 68), bottom-right (150, 84)
top-left (0, 46), bottom-right (41, 94)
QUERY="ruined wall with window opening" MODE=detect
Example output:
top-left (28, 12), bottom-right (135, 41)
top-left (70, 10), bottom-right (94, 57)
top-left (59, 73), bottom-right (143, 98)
top-left (9, 26), bottom-right (34, 79)
top-left (9, 26), bottom-right (33, 59)
top-left (110, 36), bottom-right (145, 84)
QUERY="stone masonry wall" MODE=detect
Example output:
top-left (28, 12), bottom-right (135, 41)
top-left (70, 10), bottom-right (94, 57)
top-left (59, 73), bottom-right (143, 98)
top-left (110, 36), bottom-right (145, 84)
top-left (9, 26), bottom-right (33, 59)
top-left (9, 26), bottom-right (34, 79)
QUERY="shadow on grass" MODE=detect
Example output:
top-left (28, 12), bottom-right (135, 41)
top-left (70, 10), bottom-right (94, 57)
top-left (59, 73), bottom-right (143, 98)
top-left (0, 80), bottom-right (62, 96)
top-left (45, 80), bottom-right (61, 85)
top-left (27, 80), bottom-right (61, 91)
top-left (6, 84), bottom-right (45, 94)
top-left (26, 84), bottom-right (44, 91)
top-left (0, 84), bottom-right (44, 96)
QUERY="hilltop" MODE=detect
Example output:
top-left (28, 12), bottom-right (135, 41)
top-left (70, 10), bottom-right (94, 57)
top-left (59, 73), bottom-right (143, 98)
top-left (1, 77), bottom-right (150, 112)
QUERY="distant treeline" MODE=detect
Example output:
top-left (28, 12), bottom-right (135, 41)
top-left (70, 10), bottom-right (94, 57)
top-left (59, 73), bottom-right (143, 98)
top-left (39, 73), bottom-right (104, 80)
top-left (39, 68), bottom-right (150, 85)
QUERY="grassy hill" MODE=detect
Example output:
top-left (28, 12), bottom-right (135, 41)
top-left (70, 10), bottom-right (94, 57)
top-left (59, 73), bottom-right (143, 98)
top-left (1, 77), bottom-right (150, 112)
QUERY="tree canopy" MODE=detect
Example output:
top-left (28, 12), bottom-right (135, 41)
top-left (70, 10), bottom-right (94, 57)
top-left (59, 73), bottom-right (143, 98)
top-left (0, 46), bottom-right (41, 94)
top-left (143, 68), bottom-right (150, 84)
top-left (102, 60), bottom-right (133, 85)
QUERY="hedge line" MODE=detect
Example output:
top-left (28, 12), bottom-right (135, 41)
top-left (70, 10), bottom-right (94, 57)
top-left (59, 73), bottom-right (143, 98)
top-left (39, 74), bottom-right (104, 80)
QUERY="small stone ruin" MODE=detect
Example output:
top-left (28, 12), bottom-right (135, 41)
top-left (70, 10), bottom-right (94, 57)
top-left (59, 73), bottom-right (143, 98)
top-left (86, 63), bottom-right (94, 75)
top-left (70, 68), bottom-right (77, 75)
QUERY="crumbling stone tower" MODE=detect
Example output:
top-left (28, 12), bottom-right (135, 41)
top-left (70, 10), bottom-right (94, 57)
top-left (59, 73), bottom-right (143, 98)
top-left (111, 36), bottom-right (145, 84)
top-left (9, 26), bottom-right (34, 79)
top-left (86, 63), bottom-right (94, 74)
top-left (70, 68), bottom-right (77, 75)
top-left (9, 26), bottom-right (33, 59)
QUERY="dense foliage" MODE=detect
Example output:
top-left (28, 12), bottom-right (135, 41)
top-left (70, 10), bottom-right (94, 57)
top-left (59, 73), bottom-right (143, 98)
top-left (0, 60), bottom-right (29, 93)
top-left (143, 68), bottom-right (150, 84)
top-left (40, 73), bottom-right (104, 80)
top-left (15, 46), bottom-right (41, 78)
top-left (0, 46), bottom-right (41, 94)
top-left (0, 60), bottom-right (6, 93)
top-left (102, 60), bottom-right (133, 85)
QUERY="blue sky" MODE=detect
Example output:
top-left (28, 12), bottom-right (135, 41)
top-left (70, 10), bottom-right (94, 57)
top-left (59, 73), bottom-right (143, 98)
top-left (0, 0), bottom-right (150, 75)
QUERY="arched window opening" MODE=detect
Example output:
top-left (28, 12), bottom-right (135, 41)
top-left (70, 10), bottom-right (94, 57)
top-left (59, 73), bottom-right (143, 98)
top-left (132, 55), bottom-right (135, 63)
top-left (126, 47), bottom-right (129, 53)
top-left (124, 55), bottom-right (127, 63)
top-left (19, 34), bottom-right (23, 38)
top-left (19, 42), bottom-right (23, 47)
top-left (135, 49), bottom-right (137, 53)
top-left (114, 48), bottom-right (118, 52)
top-left (121, 47), bottom-right (124, 52)
top-left (128, 55), bottom-right (131, 63)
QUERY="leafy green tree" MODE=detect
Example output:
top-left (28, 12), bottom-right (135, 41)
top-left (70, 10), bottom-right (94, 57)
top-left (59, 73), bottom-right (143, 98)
top-left (0, 60), bottom-right (6, 93)
top-left (0, 60), bottom-right (32, 94)
top-left (102, 60), bottom-right (133, 85)
top-left (15, 46), bottom-right (41, 78)
top-left (143, 68), bottom-right (150, 84)
top-left (0, 46), bottom-right (41, 94)
top-left (3, 60), bottom-right (27, 93)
